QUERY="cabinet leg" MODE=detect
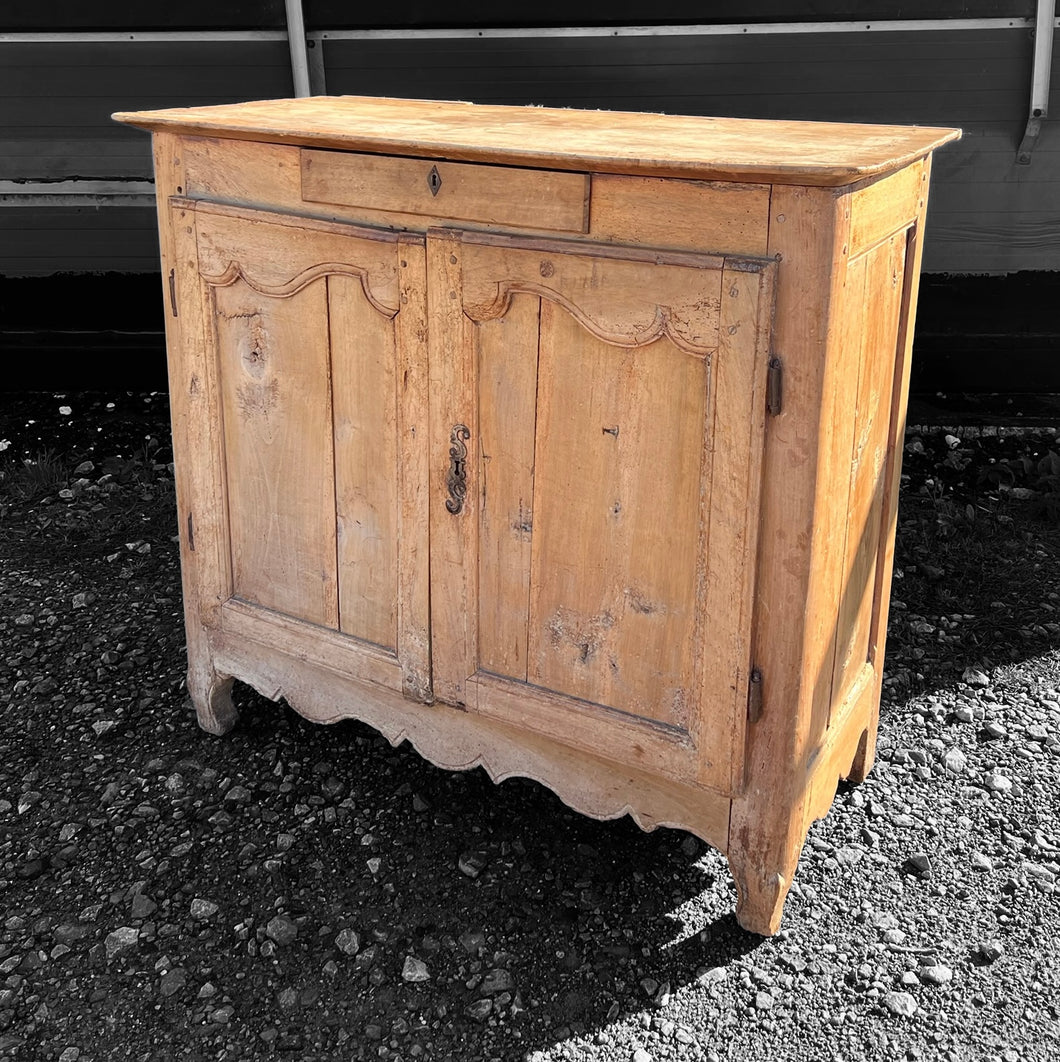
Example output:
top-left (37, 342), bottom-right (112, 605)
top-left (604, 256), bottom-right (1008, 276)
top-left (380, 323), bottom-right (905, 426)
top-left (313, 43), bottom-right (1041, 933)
top-left (726, 833), bottom-right (802, 937)
top-left (844, 725), bottom-right (876, 785)
top-left (188, 659), bottom-right (238, 735)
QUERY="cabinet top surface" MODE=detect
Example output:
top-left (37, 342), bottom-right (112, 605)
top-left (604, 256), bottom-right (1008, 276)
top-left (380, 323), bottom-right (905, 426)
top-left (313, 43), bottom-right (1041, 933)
top-left (113, 95), bottom-right (959, 187)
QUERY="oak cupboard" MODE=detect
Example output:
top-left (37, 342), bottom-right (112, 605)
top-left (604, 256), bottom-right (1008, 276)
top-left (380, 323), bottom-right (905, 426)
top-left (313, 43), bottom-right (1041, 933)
top-left (113, 97), bottom-right (959, 934)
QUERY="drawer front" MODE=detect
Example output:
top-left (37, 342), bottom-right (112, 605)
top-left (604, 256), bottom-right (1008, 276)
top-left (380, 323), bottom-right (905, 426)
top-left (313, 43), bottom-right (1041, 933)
top-left (590, 174), bottom-right (771, 256)
top-left (301, 150), bottom-right (590, 233)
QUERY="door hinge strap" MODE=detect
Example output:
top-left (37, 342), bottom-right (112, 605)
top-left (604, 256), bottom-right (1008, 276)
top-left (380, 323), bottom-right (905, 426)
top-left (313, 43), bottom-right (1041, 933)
top-left (747, 667), bottom-right (763, 723)
top-left (767, 357), bottom-right (783, 416)
top-left (168, 268), bottom-right (178, 317)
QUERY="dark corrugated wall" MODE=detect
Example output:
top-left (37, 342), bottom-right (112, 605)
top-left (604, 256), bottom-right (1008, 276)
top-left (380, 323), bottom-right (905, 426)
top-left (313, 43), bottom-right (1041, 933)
top-left (1, 6), bottom-right (1057, 396)
top-left (317, 27), bottom-right (1057, 275)
top-left (2, 21), bottom-right (1056, 275)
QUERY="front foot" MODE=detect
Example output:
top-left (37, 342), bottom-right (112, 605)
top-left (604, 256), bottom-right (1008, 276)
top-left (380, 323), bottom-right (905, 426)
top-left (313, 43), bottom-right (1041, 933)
top-left (728, 860), bottom-right (791, 936)
top-left (844, 726), bottom-right (876, 785)
top-left (188, 664), bottom-right (237, 735)
top-left (726, 826), bottom-right (804, 936)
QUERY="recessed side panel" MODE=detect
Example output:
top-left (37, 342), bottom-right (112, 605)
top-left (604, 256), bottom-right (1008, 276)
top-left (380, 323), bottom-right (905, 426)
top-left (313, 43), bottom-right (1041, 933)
top-left (830, 231), bottom-right (908, 711)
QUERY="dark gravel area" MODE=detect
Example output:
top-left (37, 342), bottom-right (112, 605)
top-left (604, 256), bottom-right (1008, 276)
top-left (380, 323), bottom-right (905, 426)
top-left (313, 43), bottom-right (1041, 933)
top-left (0, 392), bottom-right (1058, 1062)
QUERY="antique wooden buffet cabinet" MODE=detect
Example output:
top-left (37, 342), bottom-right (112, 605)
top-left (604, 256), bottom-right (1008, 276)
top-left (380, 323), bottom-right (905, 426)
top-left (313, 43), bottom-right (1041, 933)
top-left (114, 96), bottom-right (958, 933)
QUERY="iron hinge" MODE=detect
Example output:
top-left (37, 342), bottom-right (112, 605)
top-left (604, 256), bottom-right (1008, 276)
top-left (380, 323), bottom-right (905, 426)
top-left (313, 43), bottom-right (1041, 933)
top-left (747, 667), bottom-right (763, 723)
top-left (168, 268), bottom-right (178, 317)
top-left (767, 357), bottom-right (783, 415)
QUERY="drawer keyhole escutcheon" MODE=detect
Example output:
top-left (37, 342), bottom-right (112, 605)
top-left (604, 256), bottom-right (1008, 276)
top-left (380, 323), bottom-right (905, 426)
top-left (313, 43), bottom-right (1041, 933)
top-left (427, 165), bottom-right (443, 196)
top-left (445, 424), bottom-right (470, 514)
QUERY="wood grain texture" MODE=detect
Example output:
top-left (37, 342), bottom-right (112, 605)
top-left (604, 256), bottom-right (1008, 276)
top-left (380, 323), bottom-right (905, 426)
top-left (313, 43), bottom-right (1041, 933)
top-left (140, 101), bottom-right (949, 936)
top-left (113, 95), bottom-right (960, 187)
top-left (465, 671), bottom-right (702, 786)
top-left (187, 199), bottom-right (432, 701)
top-left (192, 204), bottom-right (360, 631)
top-left (848, 158), bottom-right (925, 258)
top-left (330, 272), bottom-right (399, 649)
top-left (807, 660), bottom-right (877, 824)
top-left (829, 233), bottom-right (906, 714)
top-left (704, 262), bottom-right (775, 792)
top-left (525, 300), bottom-right (709, 727)
top-left (727, 184), bottom-right (850, 935)
top-left (590, 174), bottom-right (771, 255)
top-left (395, 237), bottom-right (433, 703)
top-left (192, 200), bottom-right (400, 314)
top-left (427, 231), bottom-right (479, 707)
top-left (208, 626), bottom-right (732, 854)
top-left (458, 233), bottom-right (725, 354)
top-left (220, 599), bottom-right (402, 694)
top-left (183, 135), bottom-right (578, 240)
top-left (183, 136), bottom-right (304, 208)
top-left (850, 163), bottom-right (934, 783)
top-left (212, 268), bottom-right (339, 627)
top-left (441, 230), bottom-right (774, 793)
top-left (158, 135), bottom-right (236, 735)
top-left (476, 293), bottom-right (540, 682)
top-left (302, 149), bottom-right (590, 233)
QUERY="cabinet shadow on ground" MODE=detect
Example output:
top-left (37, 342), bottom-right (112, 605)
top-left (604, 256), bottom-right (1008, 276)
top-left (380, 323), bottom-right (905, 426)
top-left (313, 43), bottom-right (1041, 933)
top-left (219, 682), bottom-right (763, 1055)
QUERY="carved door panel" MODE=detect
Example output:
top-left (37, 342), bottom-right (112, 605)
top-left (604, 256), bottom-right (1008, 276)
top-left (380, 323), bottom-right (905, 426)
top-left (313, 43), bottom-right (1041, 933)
top-left (428, 230), bottom-right (776, 791)
top-left (182, 202), bottom-right (430, 699)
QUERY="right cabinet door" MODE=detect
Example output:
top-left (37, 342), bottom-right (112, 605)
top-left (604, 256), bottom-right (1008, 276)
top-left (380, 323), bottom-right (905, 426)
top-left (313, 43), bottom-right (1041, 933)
top-left (428, 230), bottom-right (775, 792)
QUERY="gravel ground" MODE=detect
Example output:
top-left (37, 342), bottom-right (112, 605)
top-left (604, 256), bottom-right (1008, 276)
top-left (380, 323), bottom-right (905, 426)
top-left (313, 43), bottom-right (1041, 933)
top-left (0, 392), bottom-right (1058, 1062)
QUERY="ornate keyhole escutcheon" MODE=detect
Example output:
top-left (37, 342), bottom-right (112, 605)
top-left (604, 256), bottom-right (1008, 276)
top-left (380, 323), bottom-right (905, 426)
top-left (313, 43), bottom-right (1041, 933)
top-left (445, 424), bottom-right (470, 514)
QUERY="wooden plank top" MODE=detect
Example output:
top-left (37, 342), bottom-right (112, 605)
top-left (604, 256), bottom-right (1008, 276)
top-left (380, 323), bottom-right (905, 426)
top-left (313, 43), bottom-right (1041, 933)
top-left (113, 95), bottom-right (960, 187)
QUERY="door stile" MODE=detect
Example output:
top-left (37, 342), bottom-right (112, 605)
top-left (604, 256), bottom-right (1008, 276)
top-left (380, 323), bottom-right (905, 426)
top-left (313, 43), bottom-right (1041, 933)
top-left (684, 319), bottom-right (718, 778)
top-left (713, 259), bottom-right (776, 791)
top-left (396, 236), bottom-right (433, 702)
top-left (427, 231), bottom-right (479, 707)
top-left (172, 206), bottom-right (236, 629)
top-left (523, 307), bottom-right (546, 682)
top-left (169, 199), bottom-right (236, 627)
top-left (325, 274), bottom-right (342, 634)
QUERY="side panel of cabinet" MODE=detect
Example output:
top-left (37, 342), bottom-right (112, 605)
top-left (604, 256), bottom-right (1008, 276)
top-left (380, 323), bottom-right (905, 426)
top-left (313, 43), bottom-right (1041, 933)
top-left (429, 229), bottom-right (774, 791)
top-left (175, 199), bottom-right (430, 697)
top-left (828, 231), bottom-right (908, 711)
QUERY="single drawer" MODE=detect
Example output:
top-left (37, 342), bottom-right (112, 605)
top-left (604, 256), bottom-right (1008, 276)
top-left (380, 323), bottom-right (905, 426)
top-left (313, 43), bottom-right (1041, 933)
top-left (300, 150), bottom-right (590, 233)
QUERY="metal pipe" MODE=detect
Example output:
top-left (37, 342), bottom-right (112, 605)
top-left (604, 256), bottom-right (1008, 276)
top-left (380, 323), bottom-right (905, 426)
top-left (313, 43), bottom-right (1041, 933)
top-left (1029, 0), bottom-right (1056, 117)
top-left (311, 17), bottom-right (1048, 41)
top-left (0, 179), bottom-right (156, 208)
top-left (284, 0), bottom-right (312, 98)
top-left (1018, 0), bottom-right (1056, 162)
top-left (0, 31), bottom-right (288, 43)
top-left (2, 18), bottom-right (1058, 46)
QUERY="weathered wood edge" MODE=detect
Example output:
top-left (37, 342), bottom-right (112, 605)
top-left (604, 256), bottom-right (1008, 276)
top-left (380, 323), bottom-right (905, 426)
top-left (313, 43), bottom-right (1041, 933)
top-left (113, 97), bottom-right (961, 188)
top-left (208, 629), bottom-right (732, 854)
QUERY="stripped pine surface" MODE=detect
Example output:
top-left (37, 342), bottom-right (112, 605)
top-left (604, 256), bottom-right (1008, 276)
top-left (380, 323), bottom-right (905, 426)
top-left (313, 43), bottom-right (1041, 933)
top-left (114, 97), bottom-right (957, 935)
top-left (114, 95), bottom-right (960, 186)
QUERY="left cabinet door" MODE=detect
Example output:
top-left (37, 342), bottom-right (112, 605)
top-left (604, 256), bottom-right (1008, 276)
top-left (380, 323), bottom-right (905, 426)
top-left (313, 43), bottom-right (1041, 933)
top-left (171, 200), bottom-right (432, 701)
